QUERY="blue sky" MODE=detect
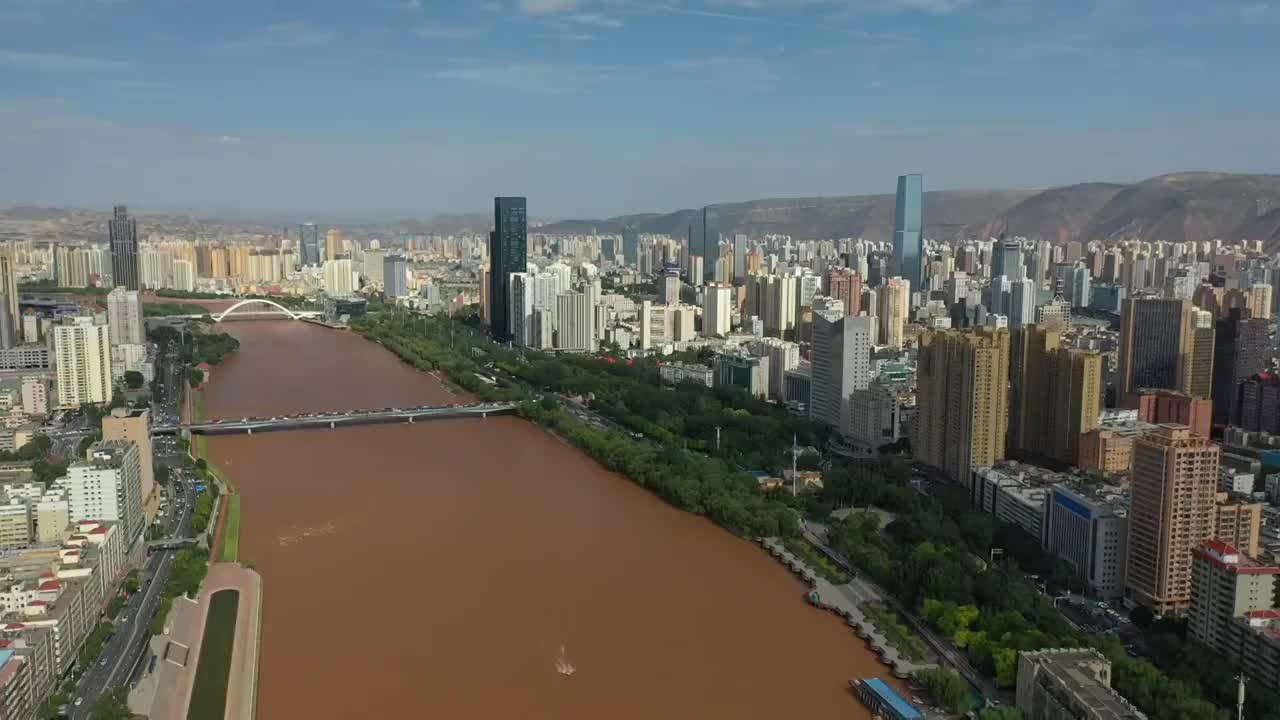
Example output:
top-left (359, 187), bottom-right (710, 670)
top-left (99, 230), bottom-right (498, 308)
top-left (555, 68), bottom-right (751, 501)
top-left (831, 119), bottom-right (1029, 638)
top-left (1, 0), bottom-right (1278, 219)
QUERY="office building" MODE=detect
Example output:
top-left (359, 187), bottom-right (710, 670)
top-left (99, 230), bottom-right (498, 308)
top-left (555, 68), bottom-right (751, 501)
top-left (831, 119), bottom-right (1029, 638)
top-left (1189, 309), bottom-right (1215, 399)
top-left (507, 273), bottom-right (534, 347)
top-left (1015, 649), bottom-right (1146, 720)
top-left (973, 468), bottom-right (1048, 543)
top-left (891, 174), bottom-right (923, 290)
top-left (695, 207), bottom-right (719, 284)
top-left (810, 298), bottom-right (873, 435)
top-left (1046, 486), bottom-right (1129, 599)
top-left (702, 284), bottom-right (732, 337)
top-left (658, 362), bottom-right (714, 388)
top-left (1238, 373), bottom-right (1280, 434)
top-left (1009, 278), bottom-right (1036, 329)
top-left (1070, 262), bottom-right (1091, 309)
top-left (105, 288), bottom-right (144, 346)
top-left (1012, 326), bottom-right (1102, 464)
top-left (488, 197), bottom-right (528, 342)
top-left (299, 223), bottom-right (322, 267)
top-left (108, 206), bottom-right (140, 291)
top-left (1125, 425), bottom-right (1220, 614)
top-left (1188, 540), bottom-right (1278, 654)
top-left (732, 235), bottom-right (748, 284)
top-left (1117, 297), bottom-right (1202, 399)
top-left (52, 318), bottom-right (113, 409)
top-left (64, 441), bottom-right (143, 543)
top-left (715, 352), bottom-right (769, 398)
top-left (101, 408), bottom-right (156, 524)
top-left (878, 277), bottom-right (910, 349)
top-left (848, 378), bottom-right (903, 450)
top-left (1211, 308), bottom-right (1271, 427)
top-left (384, 255), bottom-right (408, 298)
top-left (914, 327), bottom-right (1011, 482)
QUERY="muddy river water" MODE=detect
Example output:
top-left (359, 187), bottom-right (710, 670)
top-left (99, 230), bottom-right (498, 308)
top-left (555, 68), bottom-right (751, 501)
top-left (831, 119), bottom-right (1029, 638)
top-left (202, 320), bottom-right (898, 719)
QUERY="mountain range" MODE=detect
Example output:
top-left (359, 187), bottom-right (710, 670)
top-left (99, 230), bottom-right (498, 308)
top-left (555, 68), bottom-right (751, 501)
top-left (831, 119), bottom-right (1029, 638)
top-left (536, 172), bottom-right (1280, 254)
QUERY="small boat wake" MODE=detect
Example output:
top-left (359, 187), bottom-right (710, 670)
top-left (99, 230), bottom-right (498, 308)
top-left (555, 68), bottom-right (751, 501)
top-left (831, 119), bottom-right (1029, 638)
top-left (556, 644), bottom-right (576, 677)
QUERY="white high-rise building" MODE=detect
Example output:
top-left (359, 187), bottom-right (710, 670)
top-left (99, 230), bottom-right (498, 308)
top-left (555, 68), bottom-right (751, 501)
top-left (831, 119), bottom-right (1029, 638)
top-left (171, 259), bottom-right (196, 292)
top-left (795, 271), bottom-right (822, 317)
top-left (21, 377), bottom-right (48, 417)
top-left (52, 317), bottom-right (113, 408)
top-left (322, 258), bottom-right (355, 296)
top-left (106, 288), bottom-right (144, 346)
top-left (1009, 278), bottom-right (1037, 329)
top-left (554, 291), bottom-right (595, 353)
top-left (810, 297), bottom-right (873, 435)
top-left (63, 440), bottom-right (143, 543)
top-left (703, 284), bottom-right (733, 337)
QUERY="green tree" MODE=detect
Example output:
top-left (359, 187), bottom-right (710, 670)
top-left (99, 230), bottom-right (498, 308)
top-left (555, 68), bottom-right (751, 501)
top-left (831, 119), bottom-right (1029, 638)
top-left (978, 707), bottom-right (1024, 720)
top-left (91, 687), bottom-right (135, 719)
top-left (123, 370), bottom-right (145, 389)
top-left (915, 668), bottom-right (972, 714)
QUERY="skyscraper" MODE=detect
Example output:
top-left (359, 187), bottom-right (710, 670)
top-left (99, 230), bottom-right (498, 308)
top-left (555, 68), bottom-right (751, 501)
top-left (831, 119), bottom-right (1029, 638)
top-left (702, 284), bottom-right (732, 337)
top-left (693, 206), bottom-right (719, 284)
top-left (1125, 424), bottom-right (1220, 614)
top-left (299, 223), bottom-right (322, 267)
top-left (877, 277), bottom-right (910, 349)
top-left (992, 237), bottom-right (1023, 281)
top-left (102, 407), bottom-right (157, 523)
top-left (732, 235), bottom-right (749, 284)
top-left (1211, 308), bottom-right (1271, 427)
top-left (891, 174), bottom-right (923, 290)
top-left (622, 226), bottom-right (640, 269)
top-left (488, 197), bottom-right (528, 342)
top-left (810, 298), bottom-right (873, 435)
top-left (1117, 297), bottom-right (1200, 399)
top-left (1011, 325), bottom-right (1102, 465)
top-left (383, 255), bottom-right (408, 298)
top-left (826, 267), bottom-right (862, 317)
top-left (914, 327), bottom-right (1011, 482)
top-left (0, 250), bottom-right (16, 349)
top-left (108, 205), bottom-right (140, 291)
top-left (66, 440), bottom-right (144, 543)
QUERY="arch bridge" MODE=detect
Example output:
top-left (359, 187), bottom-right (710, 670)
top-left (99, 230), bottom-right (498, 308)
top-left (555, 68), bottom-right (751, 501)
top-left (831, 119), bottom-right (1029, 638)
top-left (212, 298), bottom-right (320, 322)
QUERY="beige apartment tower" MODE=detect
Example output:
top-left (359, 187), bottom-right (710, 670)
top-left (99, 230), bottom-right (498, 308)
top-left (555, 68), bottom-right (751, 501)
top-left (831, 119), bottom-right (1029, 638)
top-left (914, 327), bottom-right (1011, 482)
top-left (1012, 325), bottom-right (1102, 465)
top-left (101, 407), bottom-right (158, 523)
top-left (1125, 424), bottom-right (1221, 615)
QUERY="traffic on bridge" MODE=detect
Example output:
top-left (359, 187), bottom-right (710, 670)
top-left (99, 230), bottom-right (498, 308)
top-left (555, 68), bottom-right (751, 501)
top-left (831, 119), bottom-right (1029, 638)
top-left (151, 402), bottom-right (520, 435)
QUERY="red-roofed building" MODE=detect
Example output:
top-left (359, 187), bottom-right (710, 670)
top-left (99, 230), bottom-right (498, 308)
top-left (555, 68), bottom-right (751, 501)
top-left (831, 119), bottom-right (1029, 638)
top-left (1190, 541), bottom-right (1280, 653)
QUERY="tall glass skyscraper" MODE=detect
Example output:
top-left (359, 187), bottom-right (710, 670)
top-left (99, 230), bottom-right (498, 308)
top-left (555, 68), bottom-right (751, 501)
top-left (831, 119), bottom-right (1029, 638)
top-left (698, 206), bottom-right (719, 283)
top-left (488, 197), bottom-right (528, 342)
top-left (299, 223), bottom-right (322, 267)
top-left (891, 174), bottom-right (923, 290)
top-left (109, 205), bottom-right (140, 291)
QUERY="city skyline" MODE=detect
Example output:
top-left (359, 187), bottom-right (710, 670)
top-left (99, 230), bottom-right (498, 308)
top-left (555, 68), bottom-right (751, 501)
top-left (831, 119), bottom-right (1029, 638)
top-left (3, 0), bottom-right (1279, 216)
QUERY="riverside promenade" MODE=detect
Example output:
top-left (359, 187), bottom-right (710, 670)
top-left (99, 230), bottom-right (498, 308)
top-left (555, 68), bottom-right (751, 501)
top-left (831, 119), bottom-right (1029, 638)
top-left (761, 538), bottom-right (937, 679)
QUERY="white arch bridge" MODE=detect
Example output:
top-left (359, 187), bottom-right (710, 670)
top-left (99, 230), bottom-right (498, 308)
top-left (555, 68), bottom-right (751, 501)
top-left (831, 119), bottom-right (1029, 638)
top-left (211, 298), bottom-right (321, 322)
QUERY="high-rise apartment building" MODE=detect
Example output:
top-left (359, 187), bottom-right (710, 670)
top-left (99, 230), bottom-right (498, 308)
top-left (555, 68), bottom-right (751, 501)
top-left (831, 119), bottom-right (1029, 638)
top-left (108, 206), bottom-right (140, 291)
top-left (322, 258), bottom-right (354, 296)
top-left (878, 277), bottom-right (910, 350)
top-left (383, 255), bottom-right (408, 298)
top-left (891, 174), bottom-right (923, 290)
top-left (488, 197), bottom-right (528, 342)
top-left (1011, 325), bottom-right (1102, 464)
top-left (1188, 540), bottom-right (1278, 653)
top-left (507, 272), bottom-right (533, 347)
top-left (1213, 494), bottom-right (1262, 558)
top-left (105, 288), bottom-right (144, 346)
top-left (1117, 297), bottom-right (1202, 399)
top-left (171, 259), bottom-right (195, 292)
top-left (0, 250), bottom-right (16, 348)
top-left (702, 284), bottom-right (732, 337)
top-left (101, 407), bottom-right (156, 523)
top-left (553, 291), bottom-right (595, 353)
top-left (732, 234), bottom-right (748, 284)
top-left (64, 440), bottom-right (143, 543)
top-left (810, 298), bottom-right (873, 435)
top-left (1211, 308), bottom-right (1271, 427)
top-left (1125, 424), bottom-right (1220, 614)
top-left (325, 229), bottom-right (345, 263)
top-left (914, 327), bottom-right (1011, 482)
top-left (826, 267), bottom-right (862, 317)
top-left (52, 317), bottom-right (113, 409)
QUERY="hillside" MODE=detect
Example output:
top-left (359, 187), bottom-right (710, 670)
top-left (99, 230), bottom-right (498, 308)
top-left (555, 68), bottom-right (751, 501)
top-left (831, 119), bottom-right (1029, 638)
top-left (535, 172), bottom-right (1280, 247)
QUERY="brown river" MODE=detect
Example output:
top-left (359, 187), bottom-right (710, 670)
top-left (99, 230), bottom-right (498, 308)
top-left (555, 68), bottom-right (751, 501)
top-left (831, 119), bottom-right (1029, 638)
top-left (202, 321), bottom-right (898, 719)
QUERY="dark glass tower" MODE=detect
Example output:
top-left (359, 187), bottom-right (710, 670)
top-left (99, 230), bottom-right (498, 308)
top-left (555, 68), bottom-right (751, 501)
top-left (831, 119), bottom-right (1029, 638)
top-left (488, 197), bottom-right (528, 342)
top-left (891, 174), bottom-right (923, 290)
top-left (299, 223), bottom-right (322, 267)
top-left (622, 226), bottom-right (639, 268)
top-left (698, 206), bottom-right (719, 283)
top-left (1212, 308), bottom-right (1270, 426)
top-left (109, 205), bottom-right (140, 291)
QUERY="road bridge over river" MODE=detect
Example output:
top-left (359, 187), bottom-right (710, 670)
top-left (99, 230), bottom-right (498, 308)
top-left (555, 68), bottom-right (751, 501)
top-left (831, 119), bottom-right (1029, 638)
top-left (152, 402), bottom-right (520, 435)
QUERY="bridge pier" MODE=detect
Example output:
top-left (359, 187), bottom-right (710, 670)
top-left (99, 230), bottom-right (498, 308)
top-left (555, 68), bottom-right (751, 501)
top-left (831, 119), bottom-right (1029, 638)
top-left (246, 427), bottom-right (253, 435)
top-left (330, 421), bottom-right (335, 429)
top-left (408, 416), bottom-right (414, 424)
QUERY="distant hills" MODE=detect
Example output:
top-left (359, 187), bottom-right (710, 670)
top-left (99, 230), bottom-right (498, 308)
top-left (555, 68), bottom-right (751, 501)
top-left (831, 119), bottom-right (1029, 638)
top-left (5, 172), bottom-right (1280, 252)
top-left (536, 172), bottom-right (1280, 253)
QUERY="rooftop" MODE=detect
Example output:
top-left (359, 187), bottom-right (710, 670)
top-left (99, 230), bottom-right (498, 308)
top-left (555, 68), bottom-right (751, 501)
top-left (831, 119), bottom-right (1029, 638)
top-left (1021, 648), bottom-right (1147, 720)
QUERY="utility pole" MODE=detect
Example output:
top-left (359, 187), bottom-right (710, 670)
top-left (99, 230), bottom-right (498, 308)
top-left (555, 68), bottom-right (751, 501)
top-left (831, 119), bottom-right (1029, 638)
top-left (1237, 674), bottom-right (1247, 720)
top-left (715, 426), bottom-right (721, 452)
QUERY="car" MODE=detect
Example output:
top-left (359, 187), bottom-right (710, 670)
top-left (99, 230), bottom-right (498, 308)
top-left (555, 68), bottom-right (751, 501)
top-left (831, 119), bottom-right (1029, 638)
top-left (74, 698), bottom-right (83, 707)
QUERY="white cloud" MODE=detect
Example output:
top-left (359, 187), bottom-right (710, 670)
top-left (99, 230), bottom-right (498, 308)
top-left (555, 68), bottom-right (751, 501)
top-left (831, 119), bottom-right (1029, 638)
top-left (209, 136), bottom-right (246, 145)
top-left (430, 62), bottom-right (611, 95)
top-left (417, 23), bottom-right (486, 39)
top-left (568, 12), bottom-right (623, 27)
top-left (518, 0), bottom-right (581, 14)
top-left (666, 56), bottom-right (780, 87)
top-left (0, 49), bottom-right (128, 72)
top-left (225, 21), bottom-right (334, 49)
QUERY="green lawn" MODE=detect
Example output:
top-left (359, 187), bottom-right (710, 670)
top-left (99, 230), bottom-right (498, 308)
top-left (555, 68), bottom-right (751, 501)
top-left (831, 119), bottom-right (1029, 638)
top-left (219, 495), bottom-right (241, 563)
top-left (188, 589), bottom-right (239, 720)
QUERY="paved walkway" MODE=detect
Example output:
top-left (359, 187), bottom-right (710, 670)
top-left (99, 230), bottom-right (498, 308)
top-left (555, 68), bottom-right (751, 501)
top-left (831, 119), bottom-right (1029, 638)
top-left (130, 564), bottom-right (263, 720)
top-left (761, 538), bottom-right (937, 678)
